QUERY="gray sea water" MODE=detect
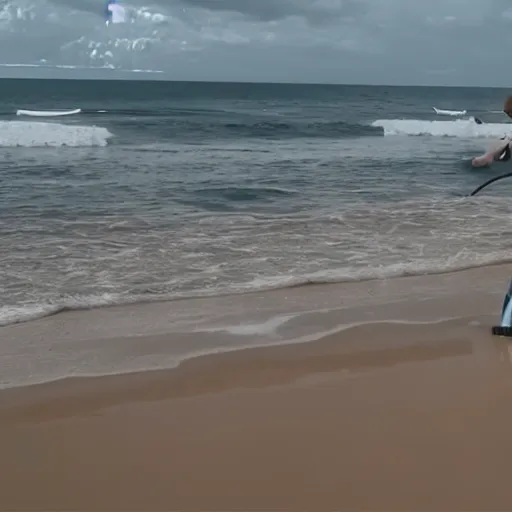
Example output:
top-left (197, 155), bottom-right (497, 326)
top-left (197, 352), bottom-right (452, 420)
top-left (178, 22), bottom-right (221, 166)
top-left (2, 78), bottom-right (512, 327)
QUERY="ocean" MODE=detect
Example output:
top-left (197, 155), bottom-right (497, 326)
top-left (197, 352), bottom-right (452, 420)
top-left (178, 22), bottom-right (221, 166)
top-left (2, 79), bottom-right (512, 329)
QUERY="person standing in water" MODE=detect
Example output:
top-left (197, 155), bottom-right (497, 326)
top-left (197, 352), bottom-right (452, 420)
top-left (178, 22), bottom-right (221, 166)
top-left (472, 96), bottom-right (512, 167)
top-left (497, 96), bottom-right (512, 161)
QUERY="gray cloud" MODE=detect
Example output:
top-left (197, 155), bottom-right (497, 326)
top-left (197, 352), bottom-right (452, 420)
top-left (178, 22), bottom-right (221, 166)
top-left (176, 0), bottom-right (366, 25)
top-left (0, 0), bottom-right (511, 85)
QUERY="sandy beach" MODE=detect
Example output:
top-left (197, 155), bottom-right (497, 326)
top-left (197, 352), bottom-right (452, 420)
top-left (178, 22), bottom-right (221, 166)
top-left (2, 264), bottom-right (512, 510)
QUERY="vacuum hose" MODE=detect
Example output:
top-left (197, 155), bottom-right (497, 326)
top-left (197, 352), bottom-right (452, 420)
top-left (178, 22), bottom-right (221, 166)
top-left (469, 171), bottom-right (512, 196)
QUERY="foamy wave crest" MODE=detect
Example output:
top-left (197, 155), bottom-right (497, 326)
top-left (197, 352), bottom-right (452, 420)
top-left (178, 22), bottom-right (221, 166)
top-left (0, 303), bottom-right (63, 327)
top-left (0, 121), bottom-right (113, 147)
top-left (234, 251), bottom-right (512, 292)
top-left (2, 251), bottom-right (512, 327)
top-left (0, 293), bottom-right (133, 327)
top-left (372, 119), bottom-right (510, 138)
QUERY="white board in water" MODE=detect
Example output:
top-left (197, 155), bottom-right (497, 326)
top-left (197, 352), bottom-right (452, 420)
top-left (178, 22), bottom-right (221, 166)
top-left (432, 106), bottom-right (467, 116)
top-left (16, 108), bottom-right (82, 117)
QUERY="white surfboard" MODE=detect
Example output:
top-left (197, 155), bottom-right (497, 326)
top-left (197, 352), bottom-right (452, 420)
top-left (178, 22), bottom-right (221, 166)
top-left (433, 107), bottom-right (467, 116)
top-left (16, 108), bottom-right (81, 117)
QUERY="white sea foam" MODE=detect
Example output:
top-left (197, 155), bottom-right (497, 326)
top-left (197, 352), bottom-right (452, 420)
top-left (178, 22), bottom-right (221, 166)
top-left (372, 118), bottom-right (510, 138)
top-left (0, 120), bottom-right (113, 147)
top-left (0, 293), bottom-right (142, 328)
top-left (1, 247), bottom-right (511, 328)
top-left (195, 314), bottom-right (298, 336)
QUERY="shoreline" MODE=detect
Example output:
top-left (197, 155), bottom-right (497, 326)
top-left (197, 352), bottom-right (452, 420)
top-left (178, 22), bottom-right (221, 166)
top-left (3, 254), bottom-right (512, 329)
top-left (0, 315), bottom-right (483, 420)
top-left (1, 261), bottom-right (510, 391)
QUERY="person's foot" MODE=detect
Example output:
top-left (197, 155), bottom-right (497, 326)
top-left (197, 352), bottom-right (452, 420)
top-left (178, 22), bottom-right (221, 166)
top-left (472, 153), bottom-right (494, 167)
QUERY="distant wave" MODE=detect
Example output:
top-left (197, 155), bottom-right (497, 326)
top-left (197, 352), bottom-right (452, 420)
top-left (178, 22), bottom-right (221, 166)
top-left (115, 119), bottom-right (380, 138)
top-left (2, 251), bottom-right (512, 328)
top-left (218, 120), bottom-right (381, 138)
top-left (0, 111), bottom-right (381, 140)
top-left (372, 118), bottom-right (510, 137)
top-left (81, 116), bottom-right (381, 138)
top-left (0, 108), bottom-right (378, 139)
top-left (0, 121), bottom-right (113, 147)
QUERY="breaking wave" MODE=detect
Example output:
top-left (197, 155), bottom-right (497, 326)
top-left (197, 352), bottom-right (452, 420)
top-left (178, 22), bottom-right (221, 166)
top-left (372, 118), bottom-right (510, 138)
top-left (0, 121), bottom-right (113, 146)
top-left (2, 250), bottom-right (512, 328)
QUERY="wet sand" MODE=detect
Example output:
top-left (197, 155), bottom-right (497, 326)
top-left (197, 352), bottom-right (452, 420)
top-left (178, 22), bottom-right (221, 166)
top-left (2, 312), bottom-right (512, 510)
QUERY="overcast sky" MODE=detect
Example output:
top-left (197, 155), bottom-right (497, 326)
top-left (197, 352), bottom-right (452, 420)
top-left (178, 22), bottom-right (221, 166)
top-left (0, 0), bottom-right (511, 85)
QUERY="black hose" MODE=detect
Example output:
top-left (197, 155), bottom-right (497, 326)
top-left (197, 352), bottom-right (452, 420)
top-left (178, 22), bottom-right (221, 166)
top-left (469, 171), bottom-right (512, 196)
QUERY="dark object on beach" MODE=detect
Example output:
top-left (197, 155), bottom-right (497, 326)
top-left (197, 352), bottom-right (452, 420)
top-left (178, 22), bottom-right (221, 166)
top-left (474, 117), bottom-right (483, 125)
top-left (469, 171), bottom-right (512, 196)
top-left (492, 326), bottom-right (512, 337)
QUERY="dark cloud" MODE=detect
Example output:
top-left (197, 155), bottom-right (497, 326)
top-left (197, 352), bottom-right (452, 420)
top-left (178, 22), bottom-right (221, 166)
top-left (178, 0), bottom-right (295, 21)
top-left (164, 0), bottom-right (367, 25)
